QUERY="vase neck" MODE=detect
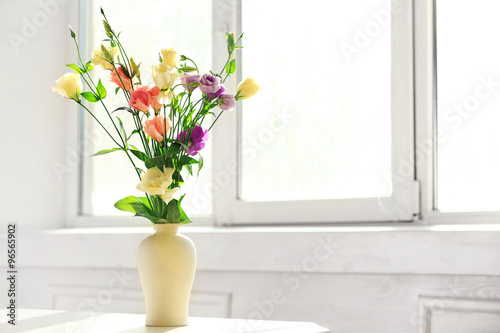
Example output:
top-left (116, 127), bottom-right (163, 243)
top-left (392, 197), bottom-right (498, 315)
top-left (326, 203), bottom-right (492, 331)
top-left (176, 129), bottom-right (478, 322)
top-left (154, 223), bottom-right (181, 235)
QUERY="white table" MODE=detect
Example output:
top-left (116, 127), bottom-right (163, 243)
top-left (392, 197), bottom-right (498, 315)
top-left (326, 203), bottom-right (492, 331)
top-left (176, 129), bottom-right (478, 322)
top-left (1, 309), bottom-right (329, 332)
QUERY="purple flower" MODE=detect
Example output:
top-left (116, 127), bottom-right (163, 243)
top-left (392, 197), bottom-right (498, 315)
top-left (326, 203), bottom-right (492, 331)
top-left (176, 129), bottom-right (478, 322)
top-left (177, 125), bottom-right (209, 156)
top-left (180, 73), bottom-right (201, 91)
top-left (218, 93), bottom-right (236, 111)
top-left (207, 86), bottom-right (226, 101)
top-left (199, 73), bottom-right (222, 95)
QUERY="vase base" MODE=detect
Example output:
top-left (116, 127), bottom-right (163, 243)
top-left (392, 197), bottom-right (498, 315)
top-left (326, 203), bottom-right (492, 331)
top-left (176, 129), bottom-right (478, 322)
top-left (146, 324), bottom-right (188, 327)
top-left (145, 319), bottom-right (188, 327)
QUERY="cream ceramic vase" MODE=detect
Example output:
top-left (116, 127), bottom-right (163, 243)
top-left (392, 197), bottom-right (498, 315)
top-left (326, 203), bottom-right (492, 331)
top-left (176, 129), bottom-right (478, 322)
top-left (137, 223), bottom-right (196, 327)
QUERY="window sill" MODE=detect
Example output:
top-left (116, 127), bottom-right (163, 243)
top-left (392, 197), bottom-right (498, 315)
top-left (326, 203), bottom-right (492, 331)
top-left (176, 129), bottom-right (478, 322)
top-left (5, 224), bottom-right (500, 276)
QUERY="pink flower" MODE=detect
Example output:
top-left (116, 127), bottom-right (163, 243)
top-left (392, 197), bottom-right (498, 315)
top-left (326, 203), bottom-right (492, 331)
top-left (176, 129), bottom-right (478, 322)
top-left (180, 73), bottom-right (201, 91)
top-left (177, 125), bottom-right (209, 156)
top-left (128, 86), bottom-right (151, 113)
top-left (147, 85), bottom-right (162, 112)
top-left (110, 66), bottom-right (132, 91)
top-left (218, 94), bottom-right (236, 111)
top-left (143, 115), bottom-right (170, 142)
top-left (199, 73), bottom-right (222, 94)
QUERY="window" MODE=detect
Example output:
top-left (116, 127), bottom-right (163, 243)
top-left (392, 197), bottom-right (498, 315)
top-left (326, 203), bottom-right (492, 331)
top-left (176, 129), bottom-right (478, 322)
top-left (79, 0), bottom-right (213, 222)
top-left (75, 0), bottom-right (415, 226)
top-left (72, 0), bottom-right (500, 227)
top-left (435, 0), bottom-right (500, 213)
top-left (214, 0), bottom-right (416, 224)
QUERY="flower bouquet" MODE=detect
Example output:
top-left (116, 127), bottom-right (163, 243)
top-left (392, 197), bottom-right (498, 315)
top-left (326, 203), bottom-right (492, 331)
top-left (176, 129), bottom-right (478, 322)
top-left (52, 8), bottom-right (259, 225)
top-left (52, 8), bottom-right (259, 326)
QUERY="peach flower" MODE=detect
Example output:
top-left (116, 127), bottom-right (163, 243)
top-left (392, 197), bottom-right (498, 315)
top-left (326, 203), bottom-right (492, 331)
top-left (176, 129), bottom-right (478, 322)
top-left (143, 115), bottom-right (170, 142)
top-left (110, 66), bottom-right (132, 91)
top-left (128, 86), bottom-right (151, 113)
top-left (147, 85), bottom-right (162, 112)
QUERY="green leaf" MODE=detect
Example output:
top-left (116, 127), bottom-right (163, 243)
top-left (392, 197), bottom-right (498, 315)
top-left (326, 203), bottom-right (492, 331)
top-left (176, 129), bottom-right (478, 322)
top-left (96, 79), bottom-right (107, 99)
top-left (128, 129), bottom-right (140, 140)
top-left (145, 156), bottom-right (165, 170)
top-left (116, 116), bottom-right (127, 148)
top-left (197, 154), bottom-right (204, 177)
top-left (166, 200), bottom-right (180, 223)
top-left (172, 170), bottom-right (184, 185)
top-left (135, 212), bottom-right (166, 223)
top-left (180, 66), bottom-right (198, 73)
top-left (138, 196), bottom-right (152, 210)
top-left (167, 143), bottom-right (182, 156)
top-left (165, 156), bottom-right (174, 168)
top-left (179, 205), bottom-right (193, 224)
top-left (158, 52), bottom-right (163, 63)
top-left (130, 58), bottom-right (141, 78)
top-left (92, 147), bottom-right (122, 156)
top-left (225, 59), bottom-right (236, 74)
top-left (115, 87), bottom-right (120, 95)
top-left (117, 63), bottom-right (132, 78)
top-left (177, 196), bottom-right (192, 224)
top-left (85, 61), bottom-right (94, 72)
top-left (81, 92), bottom-right (99, 103)
top-left (103, 20), bottom-right (113, 38)
top-left (236, 32), bottom-right (245, 43)
top-left (100, 44), bottom-right (113, 62)
top-left (130, 149), bottom-right (148, 162)
top-left (114, 196), bottom-right (144, 214)
top-left (179, 155), bottom-right (200, 167)
top-left (112, 106), bottom-right (135, 114)
top-left (185, 163), bottom-right (193, 175)
top-left (226, 32), bottom-right (235, 54)
top-left (66, 63), bottom-right (85, 74)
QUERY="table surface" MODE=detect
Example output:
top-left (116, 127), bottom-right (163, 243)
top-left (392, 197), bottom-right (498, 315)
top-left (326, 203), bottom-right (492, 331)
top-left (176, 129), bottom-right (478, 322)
top-left (1, 309), bottom-right (329, 333)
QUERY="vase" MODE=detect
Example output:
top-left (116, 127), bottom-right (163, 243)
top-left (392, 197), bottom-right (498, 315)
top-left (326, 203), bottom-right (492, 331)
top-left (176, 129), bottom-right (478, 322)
top-left (137, 223), bottom-right (196, 327)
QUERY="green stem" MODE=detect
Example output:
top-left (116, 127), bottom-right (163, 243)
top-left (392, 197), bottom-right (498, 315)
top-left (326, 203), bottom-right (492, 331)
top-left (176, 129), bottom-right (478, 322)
top-left (133, 113), bottom-right (151, 157)
top-left (78, 102), bottom-right (122, 148)
top-left (208, 110), bottom-right (223, 131)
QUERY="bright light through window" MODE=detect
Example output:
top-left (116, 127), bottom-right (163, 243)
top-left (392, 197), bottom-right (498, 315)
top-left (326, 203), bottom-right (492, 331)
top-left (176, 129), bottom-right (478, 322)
top-left (82, 0), bottom-right (212, 216)
top-left (436, 0), bottom-right (500, 212)
top-left (239, 0), bottom-right (392, 201)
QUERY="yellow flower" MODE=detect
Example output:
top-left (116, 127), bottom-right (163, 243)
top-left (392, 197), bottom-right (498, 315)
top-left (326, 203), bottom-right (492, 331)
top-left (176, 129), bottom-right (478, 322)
top-left (159, 90), bottom-right (174, 105)
top-left (152, 63), bottom-right (179, 91)
top-left (236, 77), bottom-right (260, 100)
top-left (136, 167), bottom-right (175, 196)
top-left (51, 73), bottom-right (83, 102)
top-left (91, 45), bottom-right (118, 70)
top-left (160, 48), bottom-right (180, 67)
top-left (162, 187), bottom-right (181, 204)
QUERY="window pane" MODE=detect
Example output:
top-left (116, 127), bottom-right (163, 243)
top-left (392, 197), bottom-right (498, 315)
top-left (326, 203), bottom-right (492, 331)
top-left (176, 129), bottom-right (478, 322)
top-left (239, 0), bottom-right (392, 201)
top-left (83, 0), bottom-right (212, 216)
top-left (436, 0), bottom-right (500, 212)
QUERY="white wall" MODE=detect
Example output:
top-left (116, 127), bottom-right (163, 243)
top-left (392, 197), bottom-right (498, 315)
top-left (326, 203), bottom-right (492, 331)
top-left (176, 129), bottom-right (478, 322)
top-left (5, 227), bottom-right (500, 333)
top-left (0, 0), bottom-right (78, 229)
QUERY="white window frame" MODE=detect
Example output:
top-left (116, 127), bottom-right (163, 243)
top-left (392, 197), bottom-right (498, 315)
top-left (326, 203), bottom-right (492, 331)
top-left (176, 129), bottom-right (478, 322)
top-left (66, 0), bottom-right (500, 228)
top-left (213, 0), bottom-right (417, 225)
top-left (414, 0), bottom-right (500, 224)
